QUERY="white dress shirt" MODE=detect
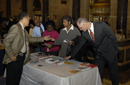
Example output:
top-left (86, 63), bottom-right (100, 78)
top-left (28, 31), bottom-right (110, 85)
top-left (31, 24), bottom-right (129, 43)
top-left (88, 23), bottom-right (94, 39)
top-left (63, 24), bottom-right (74, 33)
top-left (19, 22), bottom-right (26, 53)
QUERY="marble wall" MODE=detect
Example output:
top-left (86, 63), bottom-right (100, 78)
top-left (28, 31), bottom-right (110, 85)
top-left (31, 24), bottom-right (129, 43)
top-left (0, 0), bottom-right (6, 17)
top-left (109, 0), bottom-right (118, 31)
top-left (48, 0), bottom-right (72, 27)
top-left (127, 0), bottom-right (130, 30)
top-left (0, 0), bottom-right (130, 30)
top-left (80, 0), bottom-right (90, 20)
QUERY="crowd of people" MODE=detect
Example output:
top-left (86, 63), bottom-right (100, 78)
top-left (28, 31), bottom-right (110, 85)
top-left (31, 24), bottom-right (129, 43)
top-left (1, 12), bottom-right (119, 85)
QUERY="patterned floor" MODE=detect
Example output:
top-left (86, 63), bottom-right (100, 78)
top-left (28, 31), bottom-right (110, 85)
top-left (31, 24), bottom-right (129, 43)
top-left (103, 79), bottom-right (130, 85)
top-left (103, 66), bottom-right (130, 85)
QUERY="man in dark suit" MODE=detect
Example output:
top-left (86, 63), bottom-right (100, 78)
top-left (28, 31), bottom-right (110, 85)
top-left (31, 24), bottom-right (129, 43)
top-left (3, 12), bottom-right (50, 85)
top-left (64, 17), bottom-right (119, 85)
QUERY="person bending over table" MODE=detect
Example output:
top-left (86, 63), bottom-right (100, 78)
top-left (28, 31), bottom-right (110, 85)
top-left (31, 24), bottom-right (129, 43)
top-left (64, 17), bottom-right (119, 85)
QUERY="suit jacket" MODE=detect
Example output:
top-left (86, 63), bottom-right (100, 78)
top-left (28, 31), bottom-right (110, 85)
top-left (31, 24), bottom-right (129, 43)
top-left (70, 22), bottom-right (118, 63)
top-left (3, 23), bottom-right (45, 64)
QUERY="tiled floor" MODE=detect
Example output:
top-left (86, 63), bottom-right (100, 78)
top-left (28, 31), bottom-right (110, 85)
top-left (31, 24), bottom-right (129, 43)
top-left (103, 66), bottom-right (130, 85)
top-left (103, 79), bottom-right (130, 85)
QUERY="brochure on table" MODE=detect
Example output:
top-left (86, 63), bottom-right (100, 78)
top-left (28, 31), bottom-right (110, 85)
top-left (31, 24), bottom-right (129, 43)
top-left (29, 52), bottom-right (98, 74)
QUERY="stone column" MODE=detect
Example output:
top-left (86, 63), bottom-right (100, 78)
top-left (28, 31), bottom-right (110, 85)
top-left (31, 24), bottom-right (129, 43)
top-left (80, 0), bottom-right (90, 20)
top-left (109, 0), bottom-right (118, 31)
top-left (22, 0), bottom-right (27, 12)
top-left (72, 0), bottom-right (80, 22)
top-left (116, 0), bottom-right (128, 35)
top-left (6, 0), bottom-right (11, 18)
top-left (42, 0), bottom-right (49, 22)
top-left (127, 0), bottom-right (130, 31)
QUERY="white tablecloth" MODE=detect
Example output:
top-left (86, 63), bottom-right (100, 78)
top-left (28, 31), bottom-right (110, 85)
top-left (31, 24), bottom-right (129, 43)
top-left (20, 55), bottom-right (102, 85)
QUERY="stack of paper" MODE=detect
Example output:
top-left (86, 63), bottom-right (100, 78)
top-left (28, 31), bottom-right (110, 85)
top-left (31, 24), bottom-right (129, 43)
top-left (76, 63), bottom-right (98, 71)
top-left (52, 60), bottom-right (64, 66)
top-left (45, 58), bottom-right (59, 64)
top-left (76, 66), bottom-right (91, 71)
top-left (85, 64), bottom-right (98, 68)
top-left (79, 63), bottom-right (90, 67)
top-left (68, 70), bottom-right (81, 74)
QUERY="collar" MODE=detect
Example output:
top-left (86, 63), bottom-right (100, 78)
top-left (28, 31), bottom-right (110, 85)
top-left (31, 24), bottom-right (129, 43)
top-left (19, 22), bottom-right (24, 30)
top-left (89, 22), bottom-right (94, 33)
top-left (63, 24), bottom-right (74, 32)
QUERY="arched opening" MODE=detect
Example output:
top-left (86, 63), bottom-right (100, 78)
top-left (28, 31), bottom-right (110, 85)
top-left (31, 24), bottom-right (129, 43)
top-left (33, 0), bottom-right (42, 21)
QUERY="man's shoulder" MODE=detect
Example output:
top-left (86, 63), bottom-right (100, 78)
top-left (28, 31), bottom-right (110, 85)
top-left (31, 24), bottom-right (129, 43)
top-left (7, 23), bottom-right (20, 33)
top-left (93, 22), bottom-right (102, 24)
top-left (93, 22), bottom-right (105, 28)
top-left (94, 22), bottom-right (106, 25)
top-left (10, 23), bottom-right (19, 29)
top-left (11, 23), bottom-right (23, 28)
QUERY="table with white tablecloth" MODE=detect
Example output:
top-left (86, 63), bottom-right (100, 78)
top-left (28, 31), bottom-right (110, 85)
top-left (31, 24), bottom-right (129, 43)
top-left (20, 54), bottom-right (102, 85)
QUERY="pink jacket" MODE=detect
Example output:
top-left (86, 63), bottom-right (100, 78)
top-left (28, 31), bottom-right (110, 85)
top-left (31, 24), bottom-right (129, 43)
top-left (42, 30), bottom-right (59, 52)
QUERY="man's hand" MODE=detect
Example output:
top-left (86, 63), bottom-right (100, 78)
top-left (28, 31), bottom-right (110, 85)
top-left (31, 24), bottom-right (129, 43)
top-left (64, 56), bottom-right (71, 61)
top-left (44, 36), bottom-right (51, 41)
top-left (68, 41), bottom-right (74, 45)
top-left (10, 56), bottom-right (17, 61)
top-left (47, 44), bottom-right (53, 48)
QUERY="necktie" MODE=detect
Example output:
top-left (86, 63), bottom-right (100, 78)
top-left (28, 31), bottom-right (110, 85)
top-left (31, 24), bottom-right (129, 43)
top-left (24, 30), bottom-right (27, 53)
top-left (90, 29), bottom-right (95, 42)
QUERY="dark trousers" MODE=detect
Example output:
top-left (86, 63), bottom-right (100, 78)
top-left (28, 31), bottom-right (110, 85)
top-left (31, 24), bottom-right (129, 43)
top-left (94, 55), bottom-right (119, 85)
top-left (0, 49), bottom-right (5, 76)
top-left (35, 43), bottom-right (45, 53)
top-left (6, 54), bottom-right (25, 85)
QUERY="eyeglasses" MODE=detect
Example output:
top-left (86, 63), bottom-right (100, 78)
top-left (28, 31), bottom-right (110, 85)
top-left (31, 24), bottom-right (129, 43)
top-left (79, 24), bottom-right (84, 30)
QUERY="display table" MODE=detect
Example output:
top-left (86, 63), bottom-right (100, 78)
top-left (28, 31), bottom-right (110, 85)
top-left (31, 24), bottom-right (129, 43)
top-left (20, 55), bottom-right (102, 85)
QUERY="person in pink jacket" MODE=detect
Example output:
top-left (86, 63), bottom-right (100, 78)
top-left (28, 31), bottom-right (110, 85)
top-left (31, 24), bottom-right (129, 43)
top-left (42, 20), bottom-right (59, 56)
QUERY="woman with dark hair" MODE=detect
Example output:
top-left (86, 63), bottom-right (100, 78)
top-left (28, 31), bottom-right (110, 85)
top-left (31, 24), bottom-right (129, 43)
top-left (29, 20), bottom-right (35, 37)
top-left (42, 20), bottom-right (59, 56)
top-left (51, 15), bottom-right (81, 58)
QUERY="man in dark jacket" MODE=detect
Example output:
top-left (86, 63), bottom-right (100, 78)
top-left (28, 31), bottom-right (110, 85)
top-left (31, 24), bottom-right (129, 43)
top-left (64, 17), bottom-right (119, 85)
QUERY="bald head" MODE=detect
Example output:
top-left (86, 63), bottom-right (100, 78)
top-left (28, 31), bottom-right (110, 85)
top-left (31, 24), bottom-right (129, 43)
top-left (76, 17), bottom-right (89, 26)
top-left (76, 17), bottom-right (91, 32)
top-left (34, 18), bottom-right (40, 27)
